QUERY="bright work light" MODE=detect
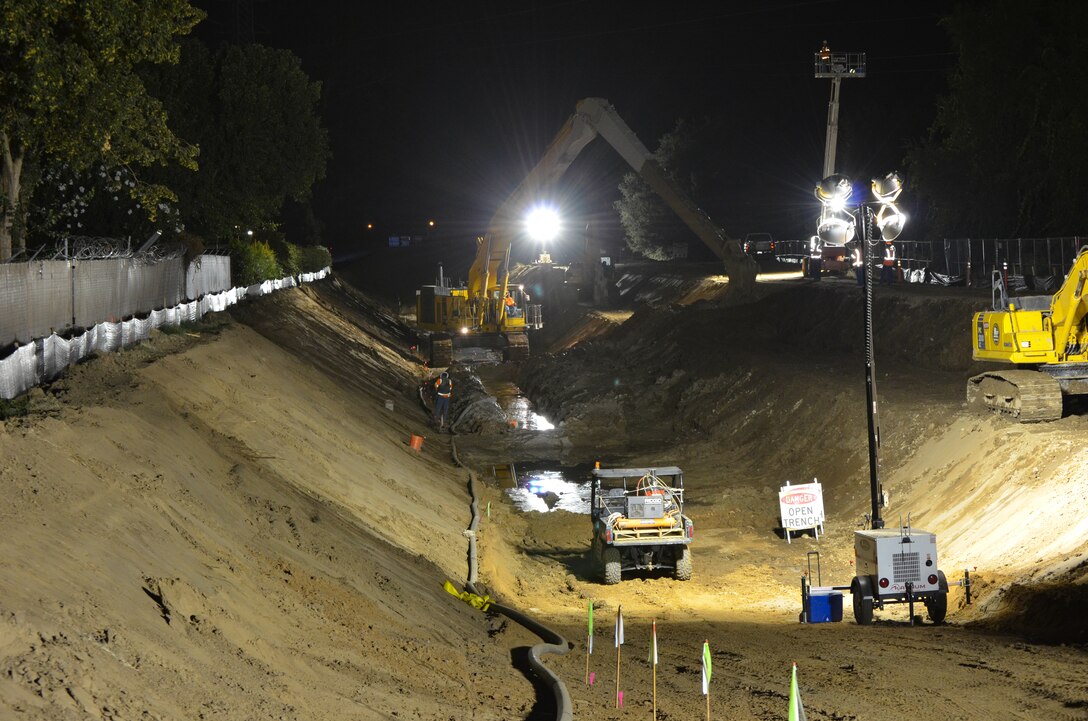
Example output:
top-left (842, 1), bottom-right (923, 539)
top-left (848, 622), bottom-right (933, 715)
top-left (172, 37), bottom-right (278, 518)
top-left (871, 172), bottom-right (906, 241)
top-left (526, 206), bottom-right (560, 242)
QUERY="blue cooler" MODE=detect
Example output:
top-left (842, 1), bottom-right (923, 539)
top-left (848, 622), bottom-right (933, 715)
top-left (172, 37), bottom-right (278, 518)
top-left (808, 588), bottom-right (843, 623)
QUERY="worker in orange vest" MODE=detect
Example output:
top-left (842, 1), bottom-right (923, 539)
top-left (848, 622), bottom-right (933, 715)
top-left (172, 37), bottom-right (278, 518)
top-left (880, 240), bottom-right (897, 285)
top-left (434, 372), bottom-right (453, 431)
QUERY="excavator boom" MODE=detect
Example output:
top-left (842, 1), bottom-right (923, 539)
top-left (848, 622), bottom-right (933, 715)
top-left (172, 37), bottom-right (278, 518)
top-left (417, 98), bottom-right (758, 365)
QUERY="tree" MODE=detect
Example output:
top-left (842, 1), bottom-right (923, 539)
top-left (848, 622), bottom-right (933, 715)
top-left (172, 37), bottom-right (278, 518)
top-left (0, 0), bottom-right (203, 259)
top-left (614, 118), bottom-right (727, 260)
top-left (144, 40), bottom-right (330, 240)
top-left (906, 1), bottom-right (1088, 239)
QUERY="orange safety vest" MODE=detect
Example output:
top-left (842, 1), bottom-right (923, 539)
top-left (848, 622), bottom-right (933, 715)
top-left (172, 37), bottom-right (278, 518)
top-left (435, 377), bottom-right (452, 398)
top-left (882, 243), bottom-right (896, 266)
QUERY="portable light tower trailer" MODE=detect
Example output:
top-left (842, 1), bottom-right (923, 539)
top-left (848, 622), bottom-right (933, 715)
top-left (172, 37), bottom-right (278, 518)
top-left (848, 201), bottom-right (957, 625)
top-left (851, 525), bottom-right (948, 625)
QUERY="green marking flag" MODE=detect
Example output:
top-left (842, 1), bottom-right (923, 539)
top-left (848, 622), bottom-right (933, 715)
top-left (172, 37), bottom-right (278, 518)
top-left (587, 601), bottom-right (594, 654)
top-left (647, 619), bottom-right (658, 665)
top-left (701, 640), bottom-right (712, 695)
top-left (789, 662), bottom-right (807, 721)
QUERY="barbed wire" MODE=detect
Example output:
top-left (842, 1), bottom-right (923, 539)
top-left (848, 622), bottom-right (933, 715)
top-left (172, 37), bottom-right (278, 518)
top-left (46, 235), bottom-right (186, 264)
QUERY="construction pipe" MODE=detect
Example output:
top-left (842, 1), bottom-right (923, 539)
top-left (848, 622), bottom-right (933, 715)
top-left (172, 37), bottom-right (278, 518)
top-left (452, 439), bottom-right (573, 721)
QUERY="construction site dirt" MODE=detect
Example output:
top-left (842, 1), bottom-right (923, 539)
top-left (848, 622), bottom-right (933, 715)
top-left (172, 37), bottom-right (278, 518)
top-left (2, 264), bottom-right (1086, 721)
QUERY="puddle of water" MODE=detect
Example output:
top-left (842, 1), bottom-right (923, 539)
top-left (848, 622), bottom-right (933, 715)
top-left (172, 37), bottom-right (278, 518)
top-left (449, 350), bottom-right (554, 430)
top-left (486, 379), bottom-right (554, 430)
top-left (504, 465), bottom-right (593, 514)
top-left (501, 394), bottom-right (554, 430)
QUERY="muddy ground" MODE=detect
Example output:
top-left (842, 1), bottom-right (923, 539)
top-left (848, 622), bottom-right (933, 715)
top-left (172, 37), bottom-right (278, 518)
top-left (2, 261), bottom-right (1087, 720)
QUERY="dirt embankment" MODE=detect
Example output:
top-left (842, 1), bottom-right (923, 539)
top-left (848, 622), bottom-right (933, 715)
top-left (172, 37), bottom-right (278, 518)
top-left (0, 280), bottom-right (540, 721)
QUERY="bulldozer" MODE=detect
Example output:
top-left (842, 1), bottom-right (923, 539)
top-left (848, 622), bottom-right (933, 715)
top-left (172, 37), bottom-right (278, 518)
top-left (967, 245), bottom-right (1088, 421)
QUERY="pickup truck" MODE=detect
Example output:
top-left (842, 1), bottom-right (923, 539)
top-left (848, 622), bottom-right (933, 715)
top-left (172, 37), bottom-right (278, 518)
top-left (743, 233), bottom-right (775, 257)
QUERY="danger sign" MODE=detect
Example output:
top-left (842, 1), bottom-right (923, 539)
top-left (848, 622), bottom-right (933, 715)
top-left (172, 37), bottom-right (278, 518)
top-left (779, 480), bottom-right (825, 541)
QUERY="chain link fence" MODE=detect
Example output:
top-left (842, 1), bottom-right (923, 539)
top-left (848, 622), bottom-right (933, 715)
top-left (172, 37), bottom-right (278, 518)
top-left (770, 236), bottom-right (1085, 289)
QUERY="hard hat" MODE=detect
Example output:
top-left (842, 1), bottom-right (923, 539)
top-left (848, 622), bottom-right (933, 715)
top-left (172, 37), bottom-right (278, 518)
top-left (441, 371), bottom-right (449, 378)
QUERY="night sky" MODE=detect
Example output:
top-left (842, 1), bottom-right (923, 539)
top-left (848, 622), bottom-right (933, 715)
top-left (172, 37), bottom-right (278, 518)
top-left (192, 1), bottom-right (954, 256)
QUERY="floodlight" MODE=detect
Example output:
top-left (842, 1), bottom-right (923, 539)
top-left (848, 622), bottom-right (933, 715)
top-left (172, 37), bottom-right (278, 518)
top-left (815, 174), bottom-right (852, 207)
top-left (818, 211), bottom-right (855, 246)
top-left (526, 206), bottom-right (560, 242)
top-left (871, 172), bottom-right (903, 204)
top-left (872, 173), bottom-right (906, 240)
top-left (877, 205), bottom-right (906, 241)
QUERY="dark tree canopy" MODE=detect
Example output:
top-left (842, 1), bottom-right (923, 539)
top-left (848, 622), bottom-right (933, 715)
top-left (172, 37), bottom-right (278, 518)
top-left (0, 0), bottom-right (203, 258)
top-left (144, 39), bottom-right (330, 240)
top-left (906, 1), bottom-right (1088, 239)
top-left (615, 118), bottom-right (729, 260)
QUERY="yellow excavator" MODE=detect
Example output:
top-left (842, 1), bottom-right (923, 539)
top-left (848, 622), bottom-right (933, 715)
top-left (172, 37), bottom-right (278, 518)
top-left (415, 97), bottom-right (757, 366)
top-left (968, 245), bottom-right (1088, 421)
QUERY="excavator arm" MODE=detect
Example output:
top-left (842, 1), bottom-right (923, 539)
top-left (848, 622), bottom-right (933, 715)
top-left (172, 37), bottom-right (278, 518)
top-left (1048, 246), bottom-right (1088, 359)
top-left (471, 98), bottom-right (757, 301)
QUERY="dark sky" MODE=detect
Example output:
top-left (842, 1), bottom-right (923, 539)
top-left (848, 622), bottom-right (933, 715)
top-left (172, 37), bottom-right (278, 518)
top-left (192, 1), bottom-right (954, 253)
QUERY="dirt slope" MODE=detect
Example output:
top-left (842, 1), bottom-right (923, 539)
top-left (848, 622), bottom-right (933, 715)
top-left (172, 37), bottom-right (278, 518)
top-left (3, 267), bottom-right (1087, 721)
top-left (0, 282), bottom-right (539, 721)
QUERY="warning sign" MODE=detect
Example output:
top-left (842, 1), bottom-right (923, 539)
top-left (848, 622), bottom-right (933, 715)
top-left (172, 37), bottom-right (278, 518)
top-left (779, 480), bottom-right (825, 542)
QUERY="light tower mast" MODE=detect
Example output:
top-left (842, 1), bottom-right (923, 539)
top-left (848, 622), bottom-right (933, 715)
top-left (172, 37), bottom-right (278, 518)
top-left (814, 42), bottom-right (866, 178)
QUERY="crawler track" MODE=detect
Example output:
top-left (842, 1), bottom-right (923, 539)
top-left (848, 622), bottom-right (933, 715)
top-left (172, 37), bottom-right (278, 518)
top-left (966, 370), bottom-right (1063, 422)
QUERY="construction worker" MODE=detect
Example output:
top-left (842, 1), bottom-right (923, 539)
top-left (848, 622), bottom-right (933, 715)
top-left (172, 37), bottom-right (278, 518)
top-left (503, 290), bottom-right (519, 317)
top-left (433, 371), bottom-right (453, 431)
top-left (808, 236), bottom-right (823, 281)
top-left (880, 240), bottom-right (897, 285)
top-left (851, 242), bottom-right (865, 286)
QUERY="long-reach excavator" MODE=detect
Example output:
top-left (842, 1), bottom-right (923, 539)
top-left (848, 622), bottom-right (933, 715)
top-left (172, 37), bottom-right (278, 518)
top-left (967, 245), bottom-right (1088, 421)
top-left (415, 97), bottom-right (758, 366)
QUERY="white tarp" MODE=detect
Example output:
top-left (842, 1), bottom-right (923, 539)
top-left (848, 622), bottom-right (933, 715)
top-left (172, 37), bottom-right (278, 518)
top-left (0, 268), bottom-right (328, 400)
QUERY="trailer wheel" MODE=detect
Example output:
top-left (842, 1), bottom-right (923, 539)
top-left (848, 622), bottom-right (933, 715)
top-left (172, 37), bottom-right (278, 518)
top-left (925, 571), bottom-right (949, 624)
top-left (852, 576), bottom-right (874, 626)
top-left (602, 547), bottom-right (622, 585)
top-left (674, 546), bottom-right (693, 581)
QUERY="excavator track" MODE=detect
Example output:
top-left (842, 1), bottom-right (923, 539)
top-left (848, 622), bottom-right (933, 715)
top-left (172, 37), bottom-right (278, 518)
top-left (503, 332), bottom-right (529, 362)
top-left (966, 370), bottom-right (1063, 422)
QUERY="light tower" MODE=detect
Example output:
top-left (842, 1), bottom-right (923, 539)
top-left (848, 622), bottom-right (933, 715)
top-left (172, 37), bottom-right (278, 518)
top-left (814, 42), bottom-right (866, 178)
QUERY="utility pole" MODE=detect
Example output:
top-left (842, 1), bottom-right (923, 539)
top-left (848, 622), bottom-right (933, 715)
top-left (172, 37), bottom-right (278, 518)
top-left (815, 43), bottom-right (866, 178)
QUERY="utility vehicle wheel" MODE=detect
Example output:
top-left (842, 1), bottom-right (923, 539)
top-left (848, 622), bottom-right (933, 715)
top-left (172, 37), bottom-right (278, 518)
top-left (602, 547), bottom-right (622, 585)
top-left (674, 546), bottom-right (693, 581)
top-left (852, 576), bottom-right (874, 626)
top-left (925, 571), bottom-right (949, 624)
